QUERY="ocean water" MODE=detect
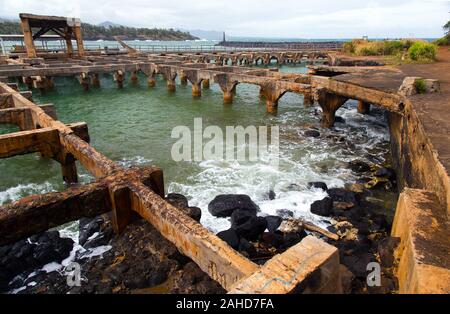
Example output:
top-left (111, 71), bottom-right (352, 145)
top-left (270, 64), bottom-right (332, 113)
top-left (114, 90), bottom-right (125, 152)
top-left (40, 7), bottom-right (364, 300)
top-left (0, 62), bottom-right (391, 235)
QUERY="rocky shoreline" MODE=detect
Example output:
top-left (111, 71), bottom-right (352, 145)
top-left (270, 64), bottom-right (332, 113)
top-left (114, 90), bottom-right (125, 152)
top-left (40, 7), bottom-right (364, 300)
top-left (0, 156), bottom-right (399, 293)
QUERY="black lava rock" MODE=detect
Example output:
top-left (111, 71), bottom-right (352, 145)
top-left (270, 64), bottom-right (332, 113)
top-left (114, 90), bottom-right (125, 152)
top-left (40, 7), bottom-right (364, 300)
top-left (166, 193), bottom-right (189, 208)
top-left (260, 232), bottom-right (284, 249)
top-left (234, 216), bottom-right (268, 241)
top-left (79, 216), bottom-right (104, 246)
top-left (348, 160), bottom-right (371, 173)
top-left (208, 194), bottom-right (259, 217)
top-left (268, 190), bottom-right (276, 200)
top-left (327, 188), bottom-right (359, 205)
top-left (304, 130), bottom-right (320, 138)
top-left (265, 215), bottom-right (282, 233)
top-left (276, 209), bottom-right (294, 218)
top-left (308, 181), bottom-right (328, 191)
top-left (310, 197), bottom-right (333, 216)
top-left (187, 206), bottom-right (202, 222)
top-left (374, 167), bottom-right (396, 180)
top-left (216, 229), bottom-right (240, 250)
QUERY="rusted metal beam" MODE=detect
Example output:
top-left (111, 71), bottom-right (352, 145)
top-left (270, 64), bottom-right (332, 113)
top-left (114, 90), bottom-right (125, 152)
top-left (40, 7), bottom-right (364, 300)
top-left (128, 180), bottom-right (259, 290)
top-left (228, 236), bottom-right (341, 293)
top-left (0, 167), bottom-right (162, 246)
top-left (0, 122), bottom-right (89, 158)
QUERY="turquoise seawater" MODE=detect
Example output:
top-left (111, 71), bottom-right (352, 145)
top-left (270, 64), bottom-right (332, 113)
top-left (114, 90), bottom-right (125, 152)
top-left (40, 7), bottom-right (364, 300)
top-left (0, 63), bottom-right (391, 232)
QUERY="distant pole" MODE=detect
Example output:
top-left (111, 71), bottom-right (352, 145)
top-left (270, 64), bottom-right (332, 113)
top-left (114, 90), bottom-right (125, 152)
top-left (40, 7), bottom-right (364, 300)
top-left (222, 32), bottom-right (226, 43)
top-left (0, 37), bottom-right (5, 55)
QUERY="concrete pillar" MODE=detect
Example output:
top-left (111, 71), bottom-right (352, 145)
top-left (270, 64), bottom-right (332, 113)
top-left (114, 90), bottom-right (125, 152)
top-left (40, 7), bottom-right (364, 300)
top-left (60, 153), bottom-right (78, 185)
top-left (303, 92), bottom-right (314, 107)
top-left (20, 18), bottom-right (36, 58)
top-left (147, 76), bottom-right (156, 87)
top-left (91, 73), bottom-right (100, 87)
top-left (79, 73), bottom-right (90, 91)
top-left (22, 76), bottom-right (33, 90)
top-left (357, 100), bottom-right (371, 114)
top-left (192, 83), bottom-right (201, 97)
top-left (223, 91), bottom-right (233, 104)
top-left (266, 100), bottom-right (278, 114)
top-left (33, 76), bottom-right (53, 94)
top-left (167, 79), bottom-right (176, 92)
top-left (259, 87), bottom-right (265, 99)
top-left (130, 71), bottom-right (138, 84)
top-left (114, 70), bottom-right (124, 88)
top-left (317, 89), bottom-right (348, 128)
top-left (64, 27), bottom-right (73, 58)
top-left (180, 73), bottom-right (188, 85)
top-left (73, 25), bottom-right (85, 57)
top-left (202, 79), bottom-right (210, 89)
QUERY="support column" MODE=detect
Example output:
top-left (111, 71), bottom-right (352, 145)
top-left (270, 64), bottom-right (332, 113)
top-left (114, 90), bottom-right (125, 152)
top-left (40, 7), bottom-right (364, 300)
top-left (303, 92), bottom-right (314, 107)
top-left (167, 79), bottom-right (176, 92)
top-left (73, 25), bottom-right (85, 57)
top-left (78, 73), bottom-right (90, 91)
top-left (357, 100), bottom-right (371, 114)
top-left (32, 76), bottom-right (53, 94)
top-left (64, 27), bottom-right (74, 58)
top-left (261, 83), bottom-right (284, 114)
top-left (114, 70), bottom-right (125, 88)
top-left (259, 87), bottom-right (265, 99)
top-left (59, 152), bottom-right (78, 185)
top-left (317, 89), bottom-right (348, 128)
top-left (192, 82), bottom-right (201, 97)
top-left (91, 73), bottom-right (100, 87)
top-left (147, 76), bottom-right (156, 87)
top-left (202, 79), bottom-right (210, 89)
top-left (180, 73), bottom-right (188, 85)
top-left (22, 77), bottom-right (33, 90)
top-left (130, 71), bottom-right (138, 84)
top-left (20, 18), bottom-right (36, 58)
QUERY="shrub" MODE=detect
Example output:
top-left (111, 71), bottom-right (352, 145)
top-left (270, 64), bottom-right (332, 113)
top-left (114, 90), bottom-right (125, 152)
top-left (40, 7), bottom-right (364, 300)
top-left (383, 41), bottom-right (404, 55)
top-left (407, 42), bottom-right (437, 61)
top-left (414, 78), bottom-right (427, 94)
top-left (343, 41), bottom-right (356, 54)
top-left (434, 36), bottom-right (450, 46)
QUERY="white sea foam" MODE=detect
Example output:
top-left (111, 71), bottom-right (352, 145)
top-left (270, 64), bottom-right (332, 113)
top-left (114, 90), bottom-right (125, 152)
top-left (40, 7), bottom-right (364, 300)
top-left (0, 182), bottom-right (55, 205)
top-left (168, 100), bottom-right (389, 233)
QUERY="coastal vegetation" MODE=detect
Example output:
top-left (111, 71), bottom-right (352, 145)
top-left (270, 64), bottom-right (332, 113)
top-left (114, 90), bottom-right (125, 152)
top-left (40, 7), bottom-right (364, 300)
top-left (343, 39), bottom-right (437, 63)
top-left (0, 20), bottom-right (198, 41)
top-left (434, 20), bottom-right (450, 46)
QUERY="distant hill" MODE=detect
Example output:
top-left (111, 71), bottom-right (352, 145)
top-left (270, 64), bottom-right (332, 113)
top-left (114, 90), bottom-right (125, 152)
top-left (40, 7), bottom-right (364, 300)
top-left (0, 19), bottom-right (199, 41)
top-left (98, 21), bottom-right (122, 29)
top-left (188, 29), bottom-right (224, 41)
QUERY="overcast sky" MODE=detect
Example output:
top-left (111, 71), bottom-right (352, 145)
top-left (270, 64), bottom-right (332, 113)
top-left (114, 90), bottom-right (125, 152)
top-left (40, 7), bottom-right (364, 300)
top-left (0, 0), bottom-right (449, 38)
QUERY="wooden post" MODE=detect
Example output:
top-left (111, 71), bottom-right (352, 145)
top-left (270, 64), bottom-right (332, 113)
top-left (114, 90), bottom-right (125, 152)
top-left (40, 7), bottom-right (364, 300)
top-left (20, 18), bottom-right (36, 58)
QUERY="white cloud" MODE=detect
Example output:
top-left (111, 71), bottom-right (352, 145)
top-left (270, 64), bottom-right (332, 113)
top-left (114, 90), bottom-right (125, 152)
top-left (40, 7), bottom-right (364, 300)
top-left (0, 0), bottom-right (448, 38)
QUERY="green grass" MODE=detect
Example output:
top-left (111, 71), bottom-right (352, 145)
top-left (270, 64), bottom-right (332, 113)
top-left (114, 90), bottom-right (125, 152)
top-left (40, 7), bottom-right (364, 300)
top-left (407, 42), bottom-right (437, 61)
top-left (414, 78), bottom-right (427, 94)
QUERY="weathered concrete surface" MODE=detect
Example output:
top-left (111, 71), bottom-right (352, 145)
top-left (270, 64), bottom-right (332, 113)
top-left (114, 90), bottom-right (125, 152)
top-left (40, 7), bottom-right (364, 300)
top-left (391, 188), bottom-right (450, 293)
top-left (228, 236), bottom-right (341, 294)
